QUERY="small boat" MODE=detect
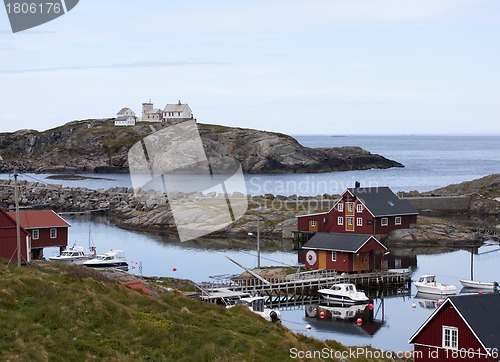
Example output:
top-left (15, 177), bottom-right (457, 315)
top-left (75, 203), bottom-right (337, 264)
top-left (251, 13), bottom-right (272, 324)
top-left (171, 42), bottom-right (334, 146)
top-left (49, 245), bottom-right (94, 264)
top-left (318, 283), bottom-right (369, 304)
top-left (228, 296), bottom-right (281, 322)
top-left (83, 249), bottom-right (128, 271)
top-left (459, 279), bottom-right (499, 291)
top-left (414, 274), bottom-right (456, 296)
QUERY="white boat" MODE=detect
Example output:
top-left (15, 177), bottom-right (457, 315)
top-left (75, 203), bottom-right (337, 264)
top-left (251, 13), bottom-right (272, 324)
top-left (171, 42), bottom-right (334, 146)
top-left (228, 296), bottom-right (281, 322)
top-left (414, 275), bottom-right (456, 296)
top-left (48, 245), bottom-right (94, 264)
top-left (459, 279), bottom-right (499, 291)
top-left (83, 249), bottom-right (128, 271)
top-left (318, 283), bottom-right (369, 304)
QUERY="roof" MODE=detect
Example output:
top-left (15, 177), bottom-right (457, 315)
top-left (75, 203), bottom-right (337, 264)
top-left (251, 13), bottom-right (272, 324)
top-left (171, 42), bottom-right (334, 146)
top-left (7, 210), bottom-right (70, 229)
top-left (144, 108), bottom-right (161, 114)
top-left (164, 103), bottom-right (189, 112)
top-left (115, 116), bottom-right (134, 121)
top-left (409, 293), bottom-right (500, 351)
top-left (302, 232), bottom-right (387, 253)
top-left (346, 187), bottom-right (418, 217)
top-left (117, 107), bottom-right (134, 116)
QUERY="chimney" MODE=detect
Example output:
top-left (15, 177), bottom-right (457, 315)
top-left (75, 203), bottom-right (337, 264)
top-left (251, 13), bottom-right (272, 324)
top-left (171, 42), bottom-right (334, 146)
top-left (178, 100), bottom-right (181, 105)
top-left (355, 181), bottom-right (360, 189)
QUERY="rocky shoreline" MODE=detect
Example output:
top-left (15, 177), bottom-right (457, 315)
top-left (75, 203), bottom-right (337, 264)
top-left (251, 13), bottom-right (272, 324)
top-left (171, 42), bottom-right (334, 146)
top-left (1, 177), bottom-right (498, 246)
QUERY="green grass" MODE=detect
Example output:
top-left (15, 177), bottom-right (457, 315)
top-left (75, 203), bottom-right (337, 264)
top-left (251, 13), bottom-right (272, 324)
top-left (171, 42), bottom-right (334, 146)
top-left (0, 261), bottom-right (413, 362)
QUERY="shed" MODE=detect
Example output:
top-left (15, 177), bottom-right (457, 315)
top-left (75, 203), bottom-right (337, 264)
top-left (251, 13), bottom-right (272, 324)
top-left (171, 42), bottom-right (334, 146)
top-left (408, 293), bottom-right (500, 361)
top-left (0, 209), bottom-right (30, 263)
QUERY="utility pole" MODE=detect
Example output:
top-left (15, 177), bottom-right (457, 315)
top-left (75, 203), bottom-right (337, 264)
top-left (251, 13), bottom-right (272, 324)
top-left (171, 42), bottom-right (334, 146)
top-left (257, 208), bottom-right (260, 268)
top-left (13, 168), bottom-right (21, 267)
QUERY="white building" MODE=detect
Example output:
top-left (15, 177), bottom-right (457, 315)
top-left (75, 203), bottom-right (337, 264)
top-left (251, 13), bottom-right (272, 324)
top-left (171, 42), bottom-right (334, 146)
top-left (163, 100), bottom-right (193, 122)
top-left (141, 102), bottom-right (163, 122)
top-left (114, 116), bottom-right (136, 126)
top-left (117, 107), bottom-right (136, 118)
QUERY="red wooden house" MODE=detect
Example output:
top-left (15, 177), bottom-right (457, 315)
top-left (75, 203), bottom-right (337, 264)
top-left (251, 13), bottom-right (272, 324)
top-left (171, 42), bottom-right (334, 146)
top-left (295, 186), bottom-right (418, 248)
top-left (0, 209), bottom-right (30, 263)
top-left (300, 232), bottom-right (387, 272)
top-left (409, 293), bottom-right (500, 361)
top-left (7, 210), bottom-right (70, 259)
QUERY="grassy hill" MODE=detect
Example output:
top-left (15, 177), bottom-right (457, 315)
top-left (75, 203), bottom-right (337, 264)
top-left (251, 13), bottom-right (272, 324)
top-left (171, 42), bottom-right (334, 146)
top-left (0, 261), bottom-right (411, 362)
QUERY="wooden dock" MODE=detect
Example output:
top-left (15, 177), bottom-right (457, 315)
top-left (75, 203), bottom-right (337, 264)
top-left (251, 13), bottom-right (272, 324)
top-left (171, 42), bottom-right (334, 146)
top-left (199, 269), bottom-right (412, 307)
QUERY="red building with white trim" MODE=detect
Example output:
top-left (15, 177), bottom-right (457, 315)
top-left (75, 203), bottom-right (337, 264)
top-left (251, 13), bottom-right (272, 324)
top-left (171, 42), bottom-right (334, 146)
top-left (409, 293), bottom-right (500, 361)
top-left (0, 209), bottom-right (30, 263)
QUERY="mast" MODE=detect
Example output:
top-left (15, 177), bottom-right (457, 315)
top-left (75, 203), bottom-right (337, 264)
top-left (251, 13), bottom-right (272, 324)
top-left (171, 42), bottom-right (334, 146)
top-left (14, 168), bottom-right (21, 266)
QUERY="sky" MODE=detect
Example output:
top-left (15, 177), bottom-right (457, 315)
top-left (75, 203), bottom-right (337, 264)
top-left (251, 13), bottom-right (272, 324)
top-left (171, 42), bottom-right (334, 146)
top-left (1, 0), bottom-right (499, 135)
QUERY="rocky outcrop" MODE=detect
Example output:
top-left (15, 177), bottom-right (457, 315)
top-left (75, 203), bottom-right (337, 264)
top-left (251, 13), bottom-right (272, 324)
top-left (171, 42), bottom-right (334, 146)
top-left (0, 119), bottom-right (403, 174)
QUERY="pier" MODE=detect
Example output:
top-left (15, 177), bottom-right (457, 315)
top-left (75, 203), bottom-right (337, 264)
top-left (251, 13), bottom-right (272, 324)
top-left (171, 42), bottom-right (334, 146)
top-left (199, 268), bottom-right (412, 307)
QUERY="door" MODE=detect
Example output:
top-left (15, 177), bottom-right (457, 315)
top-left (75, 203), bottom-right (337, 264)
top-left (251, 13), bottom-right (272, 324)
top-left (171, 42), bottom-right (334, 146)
top-left (308, 219), bottom-right (318, 232)
top-left (345, 217), bottom-right (354, 231)
top-left (318, 251), bottom-right (327, 269)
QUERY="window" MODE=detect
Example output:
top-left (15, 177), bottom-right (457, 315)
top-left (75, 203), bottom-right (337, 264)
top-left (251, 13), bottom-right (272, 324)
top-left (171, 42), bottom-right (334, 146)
top-left (32, 229), bottom-right (39, 240)
top-left (331, 251), bottom-right (337, 262)
top-left (347, 203), bottom-right (353, 212)
top-left (442, 326), bottom-right (458, 349)
top-left (356, 217), bottom-right (363, 226)
top-left (347, 217), bottom-right (353, 226)
top-left (395, 216), bottom-right (402, 225)
top-left (310, 220), bottom-right (317, 226)
top-left (356, 204), bottom-right (363, 213)
top-left (50, 228), bottom-right (57, 239)
top-left (337, 203), bottom-right (343, 212)
top-left (381, 218), bottom-right (388, 226)
top-left (337, 217), bottom-right (343, 225)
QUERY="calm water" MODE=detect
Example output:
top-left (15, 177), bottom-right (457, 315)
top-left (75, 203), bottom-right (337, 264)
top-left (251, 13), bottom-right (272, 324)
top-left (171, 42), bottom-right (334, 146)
top-left (47, 216), bottom-right (500, 353)
top-left (5, 135), bottom-right (500, 352)
top-left (3, 135), bottom-right (500, 195)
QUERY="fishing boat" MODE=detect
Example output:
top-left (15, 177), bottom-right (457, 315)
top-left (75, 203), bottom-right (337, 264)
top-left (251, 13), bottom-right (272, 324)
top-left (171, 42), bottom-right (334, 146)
top-left (49, 245), bottom-right (94, 264)
top-left (414, 274), bottom-right (456, 296)
top-left (228, 296), bottom-right (281, 322)
top-left (318, 283), bottom-right (369, 304)
top-left (459, 279), bottom-right (499, 291)
top-left (83, 249), bottom-right (128, 271)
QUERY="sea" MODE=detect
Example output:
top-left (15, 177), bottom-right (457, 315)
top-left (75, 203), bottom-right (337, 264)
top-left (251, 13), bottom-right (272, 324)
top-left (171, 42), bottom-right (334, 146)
top-left (1, 135), bottom-right (500, 352)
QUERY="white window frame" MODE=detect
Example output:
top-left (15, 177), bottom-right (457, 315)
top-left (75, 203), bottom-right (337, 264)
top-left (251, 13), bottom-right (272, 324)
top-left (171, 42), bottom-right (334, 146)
top-left (32, 229), bottom-right (39, 240)
top-left (347, 203), bottom-right (353, 212)
top-left (50, 228), bottom-right (57, 239)
top-left (331, 251), bottom-right (337, 262)
top-left (395, 216), bottom-right (402, 225)
top-left (310, 220), bottom-right (317, 227)
top-left (337, 203), bottom-right (343, 212)
top-left (356, 217), bottom-right (363, 227)
top-left (381, 217), bottom-right (388, 227)
top-left (442, 326), bottom-right (458, 350)
top-left (356, 204), bottom-right (363, 213)
top-left (337, 217), bottom-right (343, 225)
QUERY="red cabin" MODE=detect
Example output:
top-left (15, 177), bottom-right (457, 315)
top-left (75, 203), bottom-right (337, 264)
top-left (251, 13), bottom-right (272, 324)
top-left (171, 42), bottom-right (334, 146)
top-left (409, 293), bottom-right (500, 361)
top-left (300, 232), bottom-right (387, 272)
top-left (7, 210), bottom-right (70, 259)
top-left (297, 186), bottom-right (418, 237)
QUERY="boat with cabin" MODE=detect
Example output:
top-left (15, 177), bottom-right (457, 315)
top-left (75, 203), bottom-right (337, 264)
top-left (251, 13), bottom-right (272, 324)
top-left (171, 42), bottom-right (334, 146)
top-left (83, 249), bottom-right (128, 271)
top-left (228, 296), bottom-right (281, 322)
top-left (414, 274), bottom-right (456, 296)
top-left (318, 283), bottom-right (369, 304)
top-left (49, 245), bottom-right (95, 264)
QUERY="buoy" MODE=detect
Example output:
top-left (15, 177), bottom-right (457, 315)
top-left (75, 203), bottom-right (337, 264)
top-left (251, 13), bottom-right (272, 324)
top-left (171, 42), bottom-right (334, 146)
top-left (412, 303), bottom-right (416, 309)
top-left (319, 311), bottom-right (325, 319)
top-left (479, 290), bottom-right (483, 294)
top-left (172, 268), bottom-right (177, 272)
top-left (306, 324), bottom-right (312, 330)
top-left (356, 318), bottom-right (362, 326)
top-left (369, 303), bottom-right (374, 310)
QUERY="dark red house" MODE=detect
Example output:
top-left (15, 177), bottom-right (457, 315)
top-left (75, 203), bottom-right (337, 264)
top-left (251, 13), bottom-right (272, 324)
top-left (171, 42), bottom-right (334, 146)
top-left (0, 209), bottom-right (30, 263)
top-left (7, 210), bottom-right (70, 259)
top-left (300, 232), bottom-right (387, 272)
top-left (409, 293), bottom-right (500, 361)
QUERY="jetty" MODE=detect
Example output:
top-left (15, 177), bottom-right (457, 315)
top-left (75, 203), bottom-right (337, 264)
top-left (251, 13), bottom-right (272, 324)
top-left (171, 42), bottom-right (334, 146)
top-left (199, 267), bottom-right (412, 308)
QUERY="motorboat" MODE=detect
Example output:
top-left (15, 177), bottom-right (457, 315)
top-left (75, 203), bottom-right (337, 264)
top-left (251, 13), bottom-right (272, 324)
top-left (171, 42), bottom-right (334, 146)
top-left (83, 249), bottom-right (128, 271)
top-left (318, 283), bottom-right (369, 304)
top-left (459, 279), bottom-right (499, 291)
top-left (49, 245), bottom-right (94, 264)
top-left (228, 296), bottom-right (281, 322)
top-left (414, 274), bottom-right (456, 296)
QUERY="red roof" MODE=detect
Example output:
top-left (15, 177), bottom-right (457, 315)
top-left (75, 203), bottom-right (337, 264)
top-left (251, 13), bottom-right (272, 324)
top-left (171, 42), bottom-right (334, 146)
top-left (7, 210), bottom-right (70, 229)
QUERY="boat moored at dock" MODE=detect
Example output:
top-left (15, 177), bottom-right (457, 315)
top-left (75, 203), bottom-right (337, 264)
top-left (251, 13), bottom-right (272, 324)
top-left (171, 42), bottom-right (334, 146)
top-left (83, 249), bottom-right (128, 271)
top-left (318, 283), bottom-right (369, 304)
top-left (414, 275), bottom-right (456, 296)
